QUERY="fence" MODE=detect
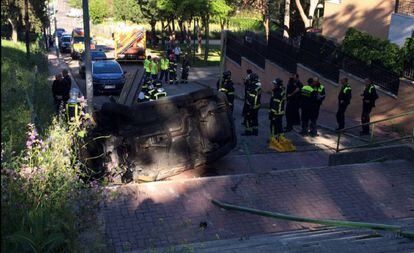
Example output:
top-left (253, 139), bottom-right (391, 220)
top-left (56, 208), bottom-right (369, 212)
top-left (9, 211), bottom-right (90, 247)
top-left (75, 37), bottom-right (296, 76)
top-left (226, 33), bottom-right (243, 65)
top-left (267, 34), bottom-right (300, 73)
top-left (299, 35), bottom-right (343, 82)
top-left (403, 67), bottom-right (414, 80)
top-left (342, 57), bottom-right (400, 95)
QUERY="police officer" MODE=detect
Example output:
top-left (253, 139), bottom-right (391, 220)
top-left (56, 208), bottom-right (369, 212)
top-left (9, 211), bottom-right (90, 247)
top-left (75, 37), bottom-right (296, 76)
top-left (243, 73), bottom-right (261, 136)
top-left (218, 71), bottom-right (235, 113)
top-left (180, 54), bottom-right (191, 84)
top-left (168, 53), bottom-right (177, 84)
top-left (360, 77), bottom-right (378, 135)
top-left (269, 78), bottom-right (286, 138)
top-left (242, 69), bottom-right (253, 126)
top-left (66, 87), bottom-right (81, 124)
top-left (336, 77), bottom-right (352, 131)
top-left (310, 77), bottom-right (325, 137)
top-left (159, 53), bottom-right (169, 84)
top-left (285, 73), bottom-right (302, 132)
top-left (300, 78), bottom-right (317, 136)
top-left (144, 55), bottom-right (152, 81)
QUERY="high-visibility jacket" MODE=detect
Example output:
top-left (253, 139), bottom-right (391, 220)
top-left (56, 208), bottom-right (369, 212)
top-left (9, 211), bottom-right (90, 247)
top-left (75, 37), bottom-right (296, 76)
top-left (338, 83), bottom-right (352, 105)
top-left (269, 87), bottom-right (286, 118)
top-left (150, 60), bottom-right (158, 75)
top-left (301, 85), bottom-right (317, 106)
top-left (315, 84), bottom-right (326, 105)
top-left (66, 102), bottom-right (80, 123)
top-left (247, 83), bottom-right (261, 109)
top-left (362, 84), bottom-right (379, 107)
top-left (144, 59), bottom-right (151, 73)
top-left (160, 58), bottom-right (169, 70)
top-left (153, 91), bottom-right (167, 100)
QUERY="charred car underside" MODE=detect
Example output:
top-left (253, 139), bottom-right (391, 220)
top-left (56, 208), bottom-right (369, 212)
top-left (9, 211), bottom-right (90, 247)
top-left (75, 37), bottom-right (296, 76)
top-left (88, 85), bottom-right (236, 183)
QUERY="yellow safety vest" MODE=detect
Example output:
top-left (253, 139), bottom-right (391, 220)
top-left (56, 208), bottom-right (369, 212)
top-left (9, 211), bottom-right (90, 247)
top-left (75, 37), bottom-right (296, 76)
top-left (144, 59), bottom-right (151, 72)
top-left (150, 60), bottom-right (158, 75)
top-left (160, 58), bottom-right (169, 70)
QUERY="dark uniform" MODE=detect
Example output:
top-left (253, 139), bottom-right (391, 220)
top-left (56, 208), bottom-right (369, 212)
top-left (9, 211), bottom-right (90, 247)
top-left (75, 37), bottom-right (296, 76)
top-left (180, 57), bottom-right (191, 84)
top-left (244, 74), bottom-right (261, 136)
top-left (285, 78), bottom-right (302, 131)
top-left (269, 79), bottom-right (286, 137)
top-left (52, 76), bottom-right (68, 113)
top-left (336, 82), bottom-right (352, 130)
top-left (310, 82), bottom-right (325, 136)
top-left (361, 82), bottom-right (378, 134)
top-left (242, 71), bottom-right (252, 126)
top-left (300, 81), bottom-right (317, 136)
top-left (168, 54), bottom-right (177, 84)
top-left (218, 71), bottom-right (235, 112)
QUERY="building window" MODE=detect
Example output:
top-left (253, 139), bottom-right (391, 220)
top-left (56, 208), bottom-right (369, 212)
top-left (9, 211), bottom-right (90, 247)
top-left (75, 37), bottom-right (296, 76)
top-left (395, 0), bottom-right (414, 16)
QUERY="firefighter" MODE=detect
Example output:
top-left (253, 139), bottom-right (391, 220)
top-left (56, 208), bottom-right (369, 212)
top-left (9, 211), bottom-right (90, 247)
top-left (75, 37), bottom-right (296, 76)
top-left (218, 71), bottom-right (235, 113)
top-left (300, 78), bottom-right (317, 136)
top-left (152, 87), bottom-right (167, 100)
top-left (154, 79), bottom-right (163, 89)
top-left (168, 53), bottom-right (177, 84)
top-left (66, 87), bottom-right (81, 124)
top-left (159, 53), bottom-right (169, 84)
top-left (145, 84), bottom-right (156, 101)
top-left (180, 54), bottom-right (191, 84)
top-left (285, 73), bottom-right (302, 132)
top-left (310, 77), bottom-right (325, 137)
top-left (360, 77), bottom-right (378, 135)
top-left (242, 69), bottom-right (253, 126)
top-left (336, 77), bottom-right (352, 131)
top-left (243, 73), bottom-right (261, 136)
top-left (61, 69), bottom-right (72, 102)
top-left (269, 78), bottom-right (286, 138)
top-left (144, 55), bottom-right (152, 81)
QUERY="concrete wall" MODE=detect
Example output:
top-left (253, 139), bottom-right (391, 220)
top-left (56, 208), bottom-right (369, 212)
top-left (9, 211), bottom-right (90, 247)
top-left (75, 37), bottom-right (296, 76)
top-left (225, 57), bottom-right (291, 93)
top-left (388, 13), bottom-right (414, 47)
top-left (322, 0), bottom-right (396, 41)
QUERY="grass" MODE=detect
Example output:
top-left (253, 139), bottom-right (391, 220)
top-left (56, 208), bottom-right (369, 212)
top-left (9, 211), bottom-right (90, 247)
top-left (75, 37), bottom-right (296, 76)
top-left (147, 44), bottom-right (221, 67)
top-left (1, 40), bottom-right (54, 153)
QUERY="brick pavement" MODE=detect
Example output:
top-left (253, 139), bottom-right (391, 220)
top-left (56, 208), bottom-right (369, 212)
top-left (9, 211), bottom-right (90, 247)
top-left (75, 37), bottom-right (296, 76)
top-left (101, 160), bottom-right (414, 252)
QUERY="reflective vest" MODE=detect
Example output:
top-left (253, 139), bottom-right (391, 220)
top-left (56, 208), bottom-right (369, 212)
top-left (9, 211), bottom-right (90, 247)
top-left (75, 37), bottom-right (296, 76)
top-left (160, 58), bottom-right (169, 70)
top-left (343, 84), bottom-right (351, 94)
top-left (150, 60), bottom-right (158, 75)
top-left (153, 91), bottom-right (167, 100)
top-left (247, 84), bottom-right (261, 109)
top-left (270, 89), bottom-right (286, 116)
top-left (301, 85), bottom-right (314, 97)
top-left (144, 59), bottom-right (151, 73)
top-left (66, 102), bottom-right (79, 123)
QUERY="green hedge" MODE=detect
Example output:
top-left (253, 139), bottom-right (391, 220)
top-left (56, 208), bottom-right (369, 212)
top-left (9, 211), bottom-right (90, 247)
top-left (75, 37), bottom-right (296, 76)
top-left (342, 28), bottom-right (404, 74)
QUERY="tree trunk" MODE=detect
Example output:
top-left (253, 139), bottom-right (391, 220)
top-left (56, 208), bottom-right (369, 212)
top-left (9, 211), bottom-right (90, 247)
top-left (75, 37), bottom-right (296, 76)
top-left (172, 18), bottom-right (175, 33)
top-left (178, 19), bottom-right (184, 44)
top-left (197, 19), bottom-right (202, 54)
top-left (161, 20), bottom-right (165, 49)
top-left (150, 19), bottom-right (156, 47)
top-left (264, 15), bottom-right (270, 42)
top-left (43, 27), bottom-right (48, 50)
top-left (24, 0), bottom-right (30, 58)
top-left (8, 18), bottom-right (18, 43)
top-left (220, 19), bottom-right (225, 31)
top-left (283, 0), bottom-right (291, 38)
top-left (204, 16), bottom-right (210, 63)
top-left (295, 0), bottom-right (311, 28)
top-left (186, 19), bottom-right (192, 45)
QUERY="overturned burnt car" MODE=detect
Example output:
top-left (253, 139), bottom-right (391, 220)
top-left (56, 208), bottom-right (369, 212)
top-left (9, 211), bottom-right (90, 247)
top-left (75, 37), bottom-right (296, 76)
top-left (88, 80), bottom-right (236, 183)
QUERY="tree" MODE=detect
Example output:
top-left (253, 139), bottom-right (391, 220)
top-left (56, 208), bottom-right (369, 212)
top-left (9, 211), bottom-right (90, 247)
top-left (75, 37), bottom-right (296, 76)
top-left (89, 0), bottom-right (110, 24)
top-left (113, 0), bottom-right (142, 23)
top-left (211, 0), bottom-right (233, 31)
top-left (137, 0), bottom-right (162, 43)
top-left (294, 0), bottom-right (318, 29)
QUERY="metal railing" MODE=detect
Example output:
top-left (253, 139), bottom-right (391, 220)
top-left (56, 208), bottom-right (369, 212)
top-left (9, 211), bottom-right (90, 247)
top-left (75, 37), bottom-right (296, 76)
top-left (335, 111), bottom-right (414, 152)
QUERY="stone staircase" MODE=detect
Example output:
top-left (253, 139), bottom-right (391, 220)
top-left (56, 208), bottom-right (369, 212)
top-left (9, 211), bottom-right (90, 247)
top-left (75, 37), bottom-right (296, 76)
top-left (135, 218), bottom-right (414, 253)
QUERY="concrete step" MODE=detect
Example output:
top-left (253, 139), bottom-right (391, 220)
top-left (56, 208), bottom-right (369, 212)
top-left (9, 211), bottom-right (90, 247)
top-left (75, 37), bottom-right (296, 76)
top-left (136, 218), bottom-right (414, 253)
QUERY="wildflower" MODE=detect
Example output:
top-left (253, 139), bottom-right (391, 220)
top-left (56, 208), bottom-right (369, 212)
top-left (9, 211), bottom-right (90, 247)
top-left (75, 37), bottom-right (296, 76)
top-left (19, 166), bottom-right (34, 179)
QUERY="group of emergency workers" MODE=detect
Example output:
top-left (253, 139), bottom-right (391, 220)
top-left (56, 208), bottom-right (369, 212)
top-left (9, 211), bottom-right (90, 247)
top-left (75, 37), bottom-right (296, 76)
top-left (217, 69), bottom-right (379, 142)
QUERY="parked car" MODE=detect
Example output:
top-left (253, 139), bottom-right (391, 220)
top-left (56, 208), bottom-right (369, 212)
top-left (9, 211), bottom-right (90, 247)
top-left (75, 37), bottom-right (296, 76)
top-left (59, 34), bottom-right (72, 53)
top-left (66, 8), bottom-right (82, 18)
top-left (54, 28), bottom-right (65, 39)
top-left (79, 50), bottom-right (107, 78)
top-left (92, 60), bottom-right (126, 95)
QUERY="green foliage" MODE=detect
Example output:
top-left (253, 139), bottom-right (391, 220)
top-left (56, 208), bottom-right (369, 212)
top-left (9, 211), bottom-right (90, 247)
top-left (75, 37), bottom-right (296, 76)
top-left (89, 0), bottom-right (110, 24)
top-left (68, 0), bottom-right (82, 8)
top-left (1, 40), bottom-right (53, 152)
top-left (228, 17), bottom-right (263, 31)
top-left (400, 37), bottom-right (414, 69)
top-left (113, 0), bottom-right (142, 23)
top-left (342, 28), bottom-right (402, 74)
